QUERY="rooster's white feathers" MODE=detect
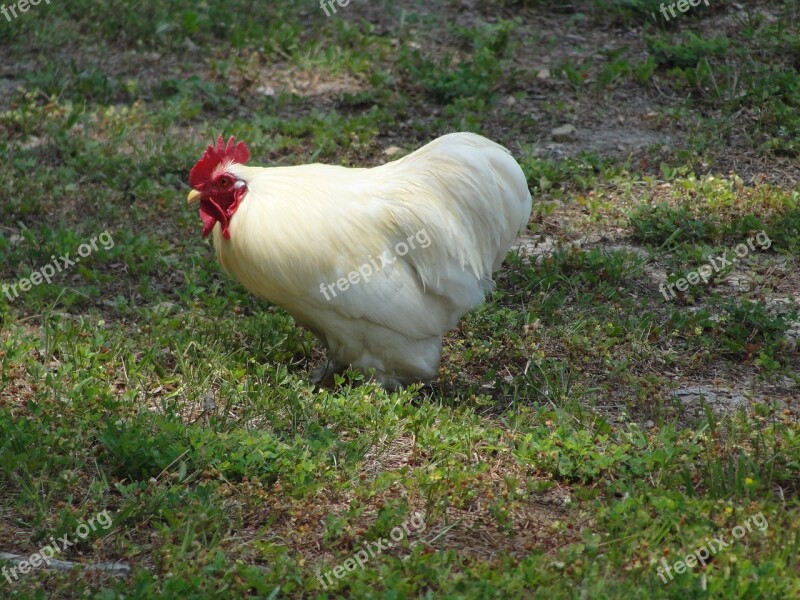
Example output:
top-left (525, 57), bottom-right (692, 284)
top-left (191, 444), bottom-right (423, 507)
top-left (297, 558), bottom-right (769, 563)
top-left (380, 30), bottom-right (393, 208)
top-left (205, 132), bottom-right (532, 387)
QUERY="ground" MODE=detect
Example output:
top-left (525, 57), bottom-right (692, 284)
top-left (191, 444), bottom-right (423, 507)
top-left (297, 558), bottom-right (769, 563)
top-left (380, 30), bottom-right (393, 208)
top-left (0, 0), bottom-right (799, 598)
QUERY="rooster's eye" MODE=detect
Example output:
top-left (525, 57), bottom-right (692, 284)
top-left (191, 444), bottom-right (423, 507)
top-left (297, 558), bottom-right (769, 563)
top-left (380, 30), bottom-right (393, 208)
top-left (219, 177), bottom-right (230, 187)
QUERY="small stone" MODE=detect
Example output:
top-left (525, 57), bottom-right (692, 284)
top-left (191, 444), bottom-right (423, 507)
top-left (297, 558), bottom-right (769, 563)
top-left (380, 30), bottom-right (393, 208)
top-left (383, 146), bottom-right (402, 157)
top-left (537, 68), bottom-right (550, 80)
top-left (21, 136), bottom-right (43, 150)
top-left (551, 124), bottom-right (577, 143)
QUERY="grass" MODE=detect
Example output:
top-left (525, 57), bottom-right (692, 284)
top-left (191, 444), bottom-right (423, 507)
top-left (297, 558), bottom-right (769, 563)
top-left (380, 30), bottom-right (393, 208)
top-left (1, 0), bottom-right (799, 598)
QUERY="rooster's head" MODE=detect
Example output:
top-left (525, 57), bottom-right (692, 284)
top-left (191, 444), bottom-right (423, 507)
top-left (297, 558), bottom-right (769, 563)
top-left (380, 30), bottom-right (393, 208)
top-left (187, 135), bottom-right (251, 239)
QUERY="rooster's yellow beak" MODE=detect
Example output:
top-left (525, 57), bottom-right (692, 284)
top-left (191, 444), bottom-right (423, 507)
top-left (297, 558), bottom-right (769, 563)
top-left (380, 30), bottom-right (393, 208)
top-left (187, 189), bottom-right (202, 204)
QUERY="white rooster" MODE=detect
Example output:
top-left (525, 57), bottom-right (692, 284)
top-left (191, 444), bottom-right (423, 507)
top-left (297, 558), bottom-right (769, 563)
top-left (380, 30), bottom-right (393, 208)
top-left (187, 133), bottom-right (531, 389)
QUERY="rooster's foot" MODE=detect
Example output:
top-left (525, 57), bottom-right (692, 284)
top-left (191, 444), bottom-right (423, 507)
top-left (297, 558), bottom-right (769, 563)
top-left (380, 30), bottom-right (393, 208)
top-left (312, 359), bottom-right (347, 389)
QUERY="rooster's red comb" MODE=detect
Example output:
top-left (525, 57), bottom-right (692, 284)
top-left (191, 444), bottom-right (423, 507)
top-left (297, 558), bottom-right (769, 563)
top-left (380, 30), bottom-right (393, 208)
top-left (189, 135), bottom-right (250, 188)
